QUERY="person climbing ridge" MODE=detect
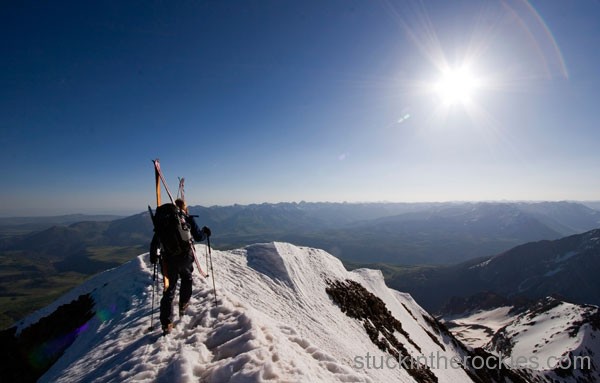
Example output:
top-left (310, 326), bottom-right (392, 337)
top-left (150, 198), bottom-right (211, 334)
top-left (148, 159), bottom-right (212, 335)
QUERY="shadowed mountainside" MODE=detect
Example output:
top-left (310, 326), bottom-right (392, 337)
top-left (379, 229), bottom-right (600, 313)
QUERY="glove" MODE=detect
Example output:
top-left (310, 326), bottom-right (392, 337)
top-left (202, 226), bottom-right (212, 237)
top-left (150, 235), bottom-right (160, 264)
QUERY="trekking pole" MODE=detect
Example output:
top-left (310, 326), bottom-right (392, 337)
top-left (191, 243), bottom-right (208, 278)
top-left (205, 245), bottom-right (210, 279)
top-left (207, 236), bottom-right (218, 307)
top-left (148, 262), bottom-right (157, 332)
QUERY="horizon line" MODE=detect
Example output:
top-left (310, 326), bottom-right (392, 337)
top-left (2, 199), bottom-right (599, 218)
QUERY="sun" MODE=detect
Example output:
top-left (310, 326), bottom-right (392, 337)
top-left (433, 66), bottom-right (480, 106)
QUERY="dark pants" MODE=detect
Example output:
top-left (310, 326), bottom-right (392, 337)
top-left (160, 253), bottom-right (194, 327)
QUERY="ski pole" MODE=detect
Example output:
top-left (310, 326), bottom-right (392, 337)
top-left (207, 236), bottom-right (218, 307)
top-left (149, 262), bottom-right (157, 331)
top-left (205, 244), bottom-right (210, 279)
top-left (191, 243), bottom-right (208, 278)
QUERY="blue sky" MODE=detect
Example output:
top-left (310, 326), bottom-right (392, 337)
top-left (2, 0), bottom-right (599, 216)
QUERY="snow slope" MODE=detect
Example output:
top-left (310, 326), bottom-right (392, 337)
top-left (444, 306), bottom-right (514, 349)
top-left (487, 298), bottom-right (600, 381)
top-left (18, 242), bottom-right (487, 383)
top-left (446, 297), bottom-right (600, 382)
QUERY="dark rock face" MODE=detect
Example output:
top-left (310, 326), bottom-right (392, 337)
top-left (326, 279), bottom-right (438, 383)
top-left (326, 279), bottom-right (535, 383)
top-left (0, 293), bottom-right (95, 383)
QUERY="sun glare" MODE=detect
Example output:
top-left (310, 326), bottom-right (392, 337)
top-left (434, 66), bottom-right (480, 106)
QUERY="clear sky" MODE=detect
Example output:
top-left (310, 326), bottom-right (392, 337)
top-left (2, 0), bottom-right (600, 216)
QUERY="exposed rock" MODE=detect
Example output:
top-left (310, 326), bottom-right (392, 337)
top-left (326, 279), bottom-right (439, 383)
top-left (0, 294), bottom-right (95, 383)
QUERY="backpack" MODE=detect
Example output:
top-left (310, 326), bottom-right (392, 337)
top-left (152, 203), bottom-right (193, 257)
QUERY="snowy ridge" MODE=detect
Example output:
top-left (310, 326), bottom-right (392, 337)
top-left (21, 242), bottom-right (491, 383)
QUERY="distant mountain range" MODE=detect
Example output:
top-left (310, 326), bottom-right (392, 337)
top-left (0, 214), bottom-right (123, 226)
top-left (3, 201), bottom-right (600, 265)
top-left (191, 200), bottom-right (600, 264)
top-left (0, 216), bottom-right (153, 258)
top-left (0, 214), bottom-right (123, 239)
top-left (1, 200), bottom-right (599, 329)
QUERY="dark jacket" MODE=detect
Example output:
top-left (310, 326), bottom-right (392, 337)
top-left (185, 214), bottom-right (207, 243)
